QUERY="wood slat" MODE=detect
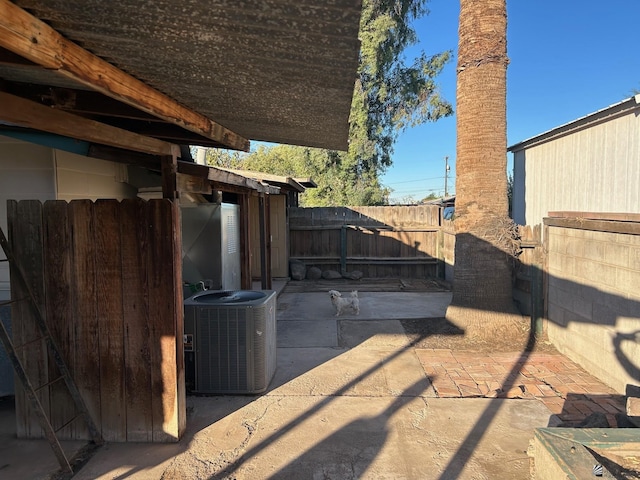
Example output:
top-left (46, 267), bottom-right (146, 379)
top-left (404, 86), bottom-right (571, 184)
top-left (8, 200), bottom-right (47, 439)
top-left (94, 200), bottom-right (126, 442)
top-left (68, 200), bottom-right (100, 440)
top-left (147, 200), bottom-right (180, 441)
top-left (120, 199), bottom-right (153, 442)
top-left (171, 202), bottom-right (187, 438)
top-left (43, 201), bottom-right (75, 439)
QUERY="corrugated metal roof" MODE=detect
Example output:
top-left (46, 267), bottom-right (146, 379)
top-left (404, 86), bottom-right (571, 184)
top-left (1, 0), bottom-right (362, 151)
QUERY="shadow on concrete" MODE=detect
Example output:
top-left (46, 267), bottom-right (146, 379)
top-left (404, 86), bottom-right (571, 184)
top-left (435, 228), bottom-right (639, 479)
top-left (2, 219), bottom-right (638, 479)
top-left (435, 331), bottom-right (537, 480)
top-left (266, 378), bottom-right (432, 479)
top-left (207, 323), bottom-right (462, 480)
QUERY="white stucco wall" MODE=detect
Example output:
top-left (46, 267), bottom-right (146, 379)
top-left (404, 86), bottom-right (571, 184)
top-left (1, 136), bottom-right (138, 296)
top-left (0, 135), bottom-right (56, 297)
top-left (54, 149), bottom-right (137, 201)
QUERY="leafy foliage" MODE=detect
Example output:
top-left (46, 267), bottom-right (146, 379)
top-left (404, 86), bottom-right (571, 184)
top-left (422, 192), bottom-right (440, 202)
top-left (207, 0), bottom-right (453, 206)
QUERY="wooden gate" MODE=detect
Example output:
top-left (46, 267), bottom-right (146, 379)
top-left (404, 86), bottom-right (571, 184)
top-left (8, 199), bottom-right (185, 442)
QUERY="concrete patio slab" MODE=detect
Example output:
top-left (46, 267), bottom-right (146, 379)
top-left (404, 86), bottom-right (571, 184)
top-left (0, 284), bottom-right (627, 479)
top-left (338, 318), bottom-right (409, 348)
top-left (72, 395), bottom-right (551, 480)
top-left (269, 342), bottom-right (433, 399)
top-left (277, 320), bottom-right (338, 348)
top-left (0, 395), bottom-right (87, 480)
top-left (276, 291), bottom-right (453, 321)
top-left (270, 347), bottom-right (345, 391)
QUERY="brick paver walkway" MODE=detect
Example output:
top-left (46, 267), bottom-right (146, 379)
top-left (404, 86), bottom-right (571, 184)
top-left (415, 349), bottom-right (627, 427)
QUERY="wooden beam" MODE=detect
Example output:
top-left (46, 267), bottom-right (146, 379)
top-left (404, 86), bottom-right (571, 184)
top-left (177, 162), bottom-right (280, 194)
top-left (258, 195), bottom-right (269, 290)
top-left (544, 217), bottom-right (640, 236)
top-left (264, 195), bottom-right (272, 290)
top-left (87, 144), bottom-right (161, 170)
top-left (218, 167), bottom-right (306, 192)
top-left (176, 174), bottom-right (212, 196)
top-left (0, 92), bottom-right (176, 156)
top-left (0, 0), bottom-right (249, 151)
top-left (161, 153), bottom-right (179, 201)
top-left (239, 194), bottom-right (252, 290)
top-left (548, 211), bottom-right (640, 222)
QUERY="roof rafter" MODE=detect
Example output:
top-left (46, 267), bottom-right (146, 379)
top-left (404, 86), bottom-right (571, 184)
top-left (0, 0), bottom-right (250, 151)
top-left (0, 91), bottom-right (178, 156)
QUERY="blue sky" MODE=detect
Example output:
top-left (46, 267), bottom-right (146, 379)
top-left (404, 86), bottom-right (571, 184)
top-left (383, 0), bottom-right (640, 203)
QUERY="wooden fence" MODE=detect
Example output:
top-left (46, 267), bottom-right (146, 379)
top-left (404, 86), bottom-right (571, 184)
top-left (8, 199), bottom-right (185, 442)
top-left (289, 206), bottom-right (443, 278)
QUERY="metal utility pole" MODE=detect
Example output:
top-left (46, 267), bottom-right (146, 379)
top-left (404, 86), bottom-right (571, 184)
top-left (444, 156), bottom-right (450, 197)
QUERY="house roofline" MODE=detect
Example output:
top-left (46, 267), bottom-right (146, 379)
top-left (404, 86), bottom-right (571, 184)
top-left (508, 95), bottom-right (640, 153)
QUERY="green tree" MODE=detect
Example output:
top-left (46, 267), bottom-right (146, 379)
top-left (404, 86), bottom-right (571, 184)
top-left (202, 148), bottom-right (244, 168)
top-left (421, 192), bottom-right (440, 202)
top-left (207, 0), bottom-right (452, 206)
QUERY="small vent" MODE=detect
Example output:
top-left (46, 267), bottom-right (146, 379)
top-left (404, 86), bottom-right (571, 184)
top-left (227, 215), bottom-right (238, 254)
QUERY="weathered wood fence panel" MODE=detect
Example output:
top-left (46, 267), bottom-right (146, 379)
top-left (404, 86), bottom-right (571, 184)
top-left (94, 200), bottom-right (126, 442)
top-left (7, 200), bottom-right (47, 439)
top-left (289, 206), bottom-right (443, 278)
top-left (9, 199), bottom-right (185, 442)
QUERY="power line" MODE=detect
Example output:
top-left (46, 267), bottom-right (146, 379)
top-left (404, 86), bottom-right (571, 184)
top-left (384, 176), bottom-right (445, 185)
top-left (391, 190), bottom-right (455, 195)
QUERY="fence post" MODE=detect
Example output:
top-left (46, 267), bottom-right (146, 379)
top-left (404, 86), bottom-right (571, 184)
top-left (531, 224), bottom-right (544, 337)
top-left (340, 225), bottom-right (347, 274)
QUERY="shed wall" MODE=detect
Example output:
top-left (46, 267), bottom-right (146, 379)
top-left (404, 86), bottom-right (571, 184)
top-left (512, 107), bottom-right (640, 227)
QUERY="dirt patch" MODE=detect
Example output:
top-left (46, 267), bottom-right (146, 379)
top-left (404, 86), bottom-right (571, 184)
top-left (401, 317), bottom-right (558, 353)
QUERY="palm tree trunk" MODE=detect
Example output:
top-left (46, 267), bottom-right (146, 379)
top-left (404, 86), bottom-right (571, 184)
top-left (446, 0), bottom-right (522, 336)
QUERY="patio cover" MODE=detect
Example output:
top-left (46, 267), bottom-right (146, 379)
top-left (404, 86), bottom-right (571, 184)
top-left (0, 0), bottom-right (362, 157)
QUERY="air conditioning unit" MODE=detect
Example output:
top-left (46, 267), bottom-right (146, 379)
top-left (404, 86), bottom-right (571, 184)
top-left (184, 290), bottom-right (277, 394)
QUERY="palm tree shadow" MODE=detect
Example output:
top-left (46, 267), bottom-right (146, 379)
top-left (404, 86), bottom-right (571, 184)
top-left (435, 330), bottom-right (537, 480)
top-left (207, 320), bottom-right (463, 480)
top-left (266, 379), bottom-right (432, 480)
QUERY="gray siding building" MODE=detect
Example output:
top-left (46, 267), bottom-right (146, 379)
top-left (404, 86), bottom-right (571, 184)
top-left (509, 95), bottom-right (640, 227)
